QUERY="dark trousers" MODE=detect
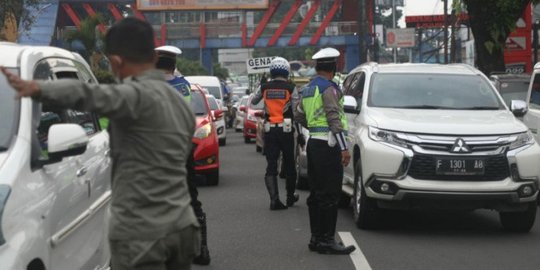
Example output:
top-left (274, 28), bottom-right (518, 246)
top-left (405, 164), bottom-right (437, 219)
top-left (187, 148), bottom-right (203, 217)
top-left (306, 139), bottom-right (343, 239)
top-left (264, 127), bottom-right (297, 193)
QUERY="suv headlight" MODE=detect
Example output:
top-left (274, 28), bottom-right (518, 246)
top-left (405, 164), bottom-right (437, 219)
top-left (194, 123), bottom-right (212, 139)
top-left (509, 131), bottom-right (534, 150)
top-left (368, 126), bottom-right (409, 148)
top-left (247, 113), bottom-right (257, 122)
top-left (0, 185), bottom-right (11, 246)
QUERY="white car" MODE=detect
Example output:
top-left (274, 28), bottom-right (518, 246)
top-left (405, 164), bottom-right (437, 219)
top-left (0, 43), bottom-right (111, 269)
top-left (341, 63), bottom-right (540, 232)
top-left (206, 94), bottom-right (227, 146)
top-left (235, 95), bottom-right (249, 132)
top-left (186, 76), bottom-right (225, 105)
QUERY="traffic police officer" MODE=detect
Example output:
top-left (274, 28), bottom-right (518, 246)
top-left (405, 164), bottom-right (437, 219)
top-left (295, 48), bottom-right (356, 254)
top-left (156, 45), bottom-right (211, 265)
top-left (252, 57), bottom-right (299, 210)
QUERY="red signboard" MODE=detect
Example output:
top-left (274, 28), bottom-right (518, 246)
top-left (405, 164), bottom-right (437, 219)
top-left (504, 4), bottom-right (532, 74)
top-left (405, 14), bottom-right (469, 29)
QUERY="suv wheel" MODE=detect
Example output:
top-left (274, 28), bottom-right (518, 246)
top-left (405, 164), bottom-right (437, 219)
top-left (499, 202), bottom-right (537, 232)
top-left (353, 161), bottom-right (379, 229)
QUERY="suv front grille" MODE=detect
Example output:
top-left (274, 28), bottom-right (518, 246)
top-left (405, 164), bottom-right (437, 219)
top-left (408, 154), bottom-right (509, 181)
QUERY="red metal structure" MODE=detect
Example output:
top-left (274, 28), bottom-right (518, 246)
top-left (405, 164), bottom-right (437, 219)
top-left (309, 0), bottom-right (341, 45)
top-left (82, 3), bottom-right (106, 33)
top-left (268, 0), bottom-right (302, 46)
top-left (288, 0), bottom-right (321, 46)
top-left (247, 0), bottom-right (281, 47)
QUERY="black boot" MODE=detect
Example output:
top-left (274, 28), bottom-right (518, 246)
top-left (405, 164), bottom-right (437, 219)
top-left (286, 177), bottom-right (299, 207)
top-left (317, 235), bottom-right (356, 255)
top-left (193, 213), bottom-right (211, 265)
top-left (307, 202), bottom-right (323, 251)
top-left (265, 176), bottom-right (287, 210)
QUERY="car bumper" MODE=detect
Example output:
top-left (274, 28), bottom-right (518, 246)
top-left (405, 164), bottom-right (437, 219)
top-left (193, 137), bottom-right (219, 174)
top-left (244, 120), bottom-right (257, 138)
top-left (360, 133), bottom-right (540, 210)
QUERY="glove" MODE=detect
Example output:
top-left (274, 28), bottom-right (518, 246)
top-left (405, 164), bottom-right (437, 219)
top-left (297, 134), bottom-right (306, 147)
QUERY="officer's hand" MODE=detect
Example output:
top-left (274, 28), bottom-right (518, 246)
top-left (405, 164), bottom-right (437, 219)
top-left (1, 66), bottom-right (40, 98)
top-left (297, 134), bottom-right (306, 147)
top-left (341, 150), bottom-right (351, 167)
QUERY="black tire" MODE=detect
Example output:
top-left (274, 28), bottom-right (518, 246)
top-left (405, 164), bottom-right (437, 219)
top-left (244, 137), bottom-right (250, 143)
top-left (219, 138), bottom-right (226, 146)
top-left (499, 202), bottom-right (537, 232)
top-left (206, 170), bottom-right (219, 186)
top-left (338, 193), bottom-right (351, 208)
top-left (353, 161), bottom-right (379, 229)
top-left (256, 145), bottom-right (262, 152)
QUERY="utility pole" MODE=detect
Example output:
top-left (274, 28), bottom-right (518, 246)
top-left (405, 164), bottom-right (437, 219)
top-left (392, 0), bottom-right (397, 63)
top-left (443, 0), bottom-right (448, 64)
top-left (358, 0), bottom-right (368, 63)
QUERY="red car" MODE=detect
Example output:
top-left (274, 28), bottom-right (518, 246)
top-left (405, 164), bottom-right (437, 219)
top-left (242, 94), bottom-right (264, 143)
top-left (191, 85), bottom-right (223, 185)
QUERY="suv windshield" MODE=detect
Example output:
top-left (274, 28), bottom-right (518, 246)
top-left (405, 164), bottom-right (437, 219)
top-left (191, 91), bottom-right (208, 116)
top-left (368, 73), bottom-right (504, 110)
top-left (0, 68), bottom-right (19, 151)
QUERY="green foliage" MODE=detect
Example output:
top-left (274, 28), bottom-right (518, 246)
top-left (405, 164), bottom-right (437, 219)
top-left (213, 63), bottom-right (229, 80)
top-left (65, 14), bottom-right (106, 59)
top-left (0, 0), bottom-right (41, 31)
top-left (176, 58), bottom-right (208, 76)
top-left (92, 69), bottom-right (115, 84)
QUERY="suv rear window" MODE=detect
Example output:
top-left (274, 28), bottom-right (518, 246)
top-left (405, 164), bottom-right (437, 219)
top-left (368, 73), bottom-right (504, 110)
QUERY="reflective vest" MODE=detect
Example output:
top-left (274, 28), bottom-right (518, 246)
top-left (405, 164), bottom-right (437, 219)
top-left (261, 80), bottom-right (295, 124)
top-left (168, 76), bottom-right (192, 103)
top-left (301, 76), bottom-right (348, 136)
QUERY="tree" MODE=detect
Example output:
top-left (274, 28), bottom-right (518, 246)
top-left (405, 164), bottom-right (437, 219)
top-left (462, 0), bottom-right (540, 75)
top-left (176, 58), bottom-right (208, 76)
top-left (65, 14), bottom-right (105, 60)
top-left (0, 0), bottom-right (42, 41)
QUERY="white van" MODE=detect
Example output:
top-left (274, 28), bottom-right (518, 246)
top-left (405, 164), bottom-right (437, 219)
top-left (186, 76), bottom-right (225, 104)
top-left (0, 42), bottom-right (111, 270)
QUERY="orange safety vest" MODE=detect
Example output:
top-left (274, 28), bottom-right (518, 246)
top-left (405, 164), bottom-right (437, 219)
top-left (261, 80), bottom-right (295, 124)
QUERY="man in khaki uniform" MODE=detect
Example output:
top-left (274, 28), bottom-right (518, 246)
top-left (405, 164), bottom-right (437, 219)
top-left (1, 18), bottom-right (199, 270)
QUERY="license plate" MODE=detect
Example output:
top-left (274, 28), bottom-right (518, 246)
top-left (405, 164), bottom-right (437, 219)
top-left (435, 158), bottom-right (485, 175)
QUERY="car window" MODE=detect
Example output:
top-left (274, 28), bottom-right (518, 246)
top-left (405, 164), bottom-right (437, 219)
top-left (529, 74), bottom-right (540, 110)
top-left (342, 72), bottom-right (357, 91)
top-left (0, 68), bottom-right (19, 151)
top-left (204, 86), bottom-right (221, 100)
top-left (497, 80), bottom-right (529, 107)
top-left (37, 109), bottom-right (69, 154)
top-left (368, 73), bottom-right (504, 110)
top-left (191, 91), bottom-right (209, 116)
top-left (240, 97), bottom-right (248, 106)
top-left (344, 72), bottom-right (365, 108)
top-left (207, 96), bottom-right (219, 110)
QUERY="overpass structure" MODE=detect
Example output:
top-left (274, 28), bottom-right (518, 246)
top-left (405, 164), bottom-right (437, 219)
top-left (19, 0), bottom-right (366, 73)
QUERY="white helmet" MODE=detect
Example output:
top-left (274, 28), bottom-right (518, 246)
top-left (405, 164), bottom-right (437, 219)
top-left (155, 45), bottom-right (182, 56)
top-left (269, 57), bottom-right (290, 78)
top-left (312, 47), bottom-right (340, 61)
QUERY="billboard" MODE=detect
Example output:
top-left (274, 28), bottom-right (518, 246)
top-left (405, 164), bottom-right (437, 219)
top-left (136, 0), bottom-right (269, 11)
top-left (386, 28), bottom-right (415, 48)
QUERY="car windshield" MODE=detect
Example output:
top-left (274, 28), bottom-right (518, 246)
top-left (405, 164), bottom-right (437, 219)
top-left (368, 73), bottom-right (504, 110)
top-left (190, 91), bottom-right (208, 116)
top-left (207, 96), bottom-right (219, 110)
top-left (498, 81), bottom-right (529, 107)
top-left (0, 68), bottom-right (19, 151)
top-left (251, 97), bottom-right (264, 110)
top-left (203, 86), bottom-right (221, 100)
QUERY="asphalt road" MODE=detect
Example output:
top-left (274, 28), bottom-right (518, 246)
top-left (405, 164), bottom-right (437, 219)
top-left (193, 131), bottom-right (540, 270)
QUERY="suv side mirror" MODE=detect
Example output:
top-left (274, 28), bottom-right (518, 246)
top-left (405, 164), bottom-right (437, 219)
top-left (511, 100), bottom-right (528, 117)
top-left (239, 105), bottom-right (247, 112)
top-left (47, 124), bottom-right (89, 162)
top-left (344, 95), bottom-right (360, 114)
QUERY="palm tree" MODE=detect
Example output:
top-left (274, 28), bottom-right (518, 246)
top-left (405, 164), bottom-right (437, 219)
top-left (65, 14), bottom-right (105, 62)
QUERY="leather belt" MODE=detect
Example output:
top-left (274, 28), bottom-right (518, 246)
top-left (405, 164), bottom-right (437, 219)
top-left (269, 123), bottom-right (284, 127)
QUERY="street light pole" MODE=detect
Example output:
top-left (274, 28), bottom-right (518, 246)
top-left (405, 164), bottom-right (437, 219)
top-left (443, 0), bottom-right (448, 64)
top-left (392, 0), bottom-right (397, 63)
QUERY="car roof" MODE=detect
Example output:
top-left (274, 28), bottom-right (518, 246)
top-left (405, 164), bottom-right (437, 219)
top-left (0, 42), bottom-right (80, 68)
top-left (185, 75), bottom-right (221, 86)
top-left (350, 63), bottom-right (483, 76)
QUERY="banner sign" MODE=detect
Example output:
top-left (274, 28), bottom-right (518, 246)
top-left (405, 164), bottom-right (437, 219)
top-left (136, 0), bottom-right (269, 10)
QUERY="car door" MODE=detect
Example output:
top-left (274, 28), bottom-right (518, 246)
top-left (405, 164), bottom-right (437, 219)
top-left (342, 71), bottom-right (366, 184)
top-left (36, 58), bottom-right (109, 270)
top-left (523, 71), bottom-right (540, 142)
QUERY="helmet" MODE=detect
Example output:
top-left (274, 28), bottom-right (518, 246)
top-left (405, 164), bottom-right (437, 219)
top-left (269, 57), bottom-right (290, 78)
top-left (155, 45), bottom-right (182, 56)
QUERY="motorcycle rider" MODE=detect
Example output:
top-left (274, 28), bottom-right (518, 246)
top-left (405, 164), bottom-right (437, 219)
top-left (252, 57), bottom-right (299, 210)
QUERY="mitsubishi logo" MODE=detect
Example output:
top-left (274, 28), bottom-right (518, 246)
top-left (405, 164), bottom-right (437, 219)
top-left (451, 138), bottom-right (470, 153)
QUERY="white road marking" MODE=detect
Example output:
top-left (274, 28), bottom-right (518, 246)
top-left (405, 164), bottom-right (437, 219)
top-left (338, 231), bottom-right (373, 270)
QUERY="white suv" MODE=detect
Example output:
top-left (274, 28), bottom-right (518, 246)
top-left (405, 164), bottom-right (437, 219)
top-left (0, 43), bottom-right (111, 269)
top-left (341, 63), bottom-right (540, 232)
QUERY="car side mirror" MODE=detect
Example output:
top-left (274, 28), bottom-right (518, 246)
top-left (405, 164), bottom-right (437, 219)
top-left (254, 110), bottom-right (264, 118)
top-left (240, 105), bottom-right (247, 112)
top-left (511, 100), bottom-right (528, 117)
top-left (47, 124), bottom-right (89, 163)
top-left (344, 95), bottom-right (360, 114)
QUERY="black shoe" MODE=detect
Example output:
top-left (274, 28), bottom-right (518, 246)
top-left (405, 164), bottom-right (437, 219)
top-left (193, 245), bottom-right (211, 265)
top-left (286, 193), bottom-right (299, 207)
top-left (317, 238), bottom-right (356, 255)
top-left (270, 200), bottom-right (288, 210)
top-left (308, 236), bottom-right (321, 252)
